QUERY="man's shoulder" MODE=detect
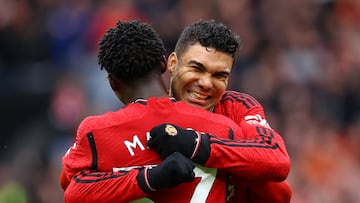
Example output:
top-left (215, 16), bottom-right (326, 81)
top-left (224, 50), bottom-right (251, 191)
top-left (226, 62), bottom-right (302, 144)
top-left (218, 90), bottom-right (261, 109)
top-left (78, 105), bottom-right (141, 132)
top-left (213, 91), bottom-right (264, 122)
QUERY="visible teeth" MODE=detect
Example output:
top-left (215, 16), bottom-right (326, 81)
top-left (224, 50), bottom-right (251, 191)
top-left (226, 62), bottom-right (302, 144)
top-left (189, 91), bottom-right (207, 100)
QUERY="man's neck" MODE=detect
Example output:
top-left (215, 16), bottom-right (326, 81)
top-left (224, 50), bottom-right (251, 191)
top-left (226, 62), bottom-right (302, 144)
top-left (127, 77), bottom-right (168, 104)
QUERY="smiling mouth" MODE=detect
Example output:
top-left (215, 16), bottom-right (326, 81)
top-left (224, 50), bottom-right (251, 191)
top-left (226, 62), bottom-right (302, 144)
top-left (188, 91), bottom-right (210, 100)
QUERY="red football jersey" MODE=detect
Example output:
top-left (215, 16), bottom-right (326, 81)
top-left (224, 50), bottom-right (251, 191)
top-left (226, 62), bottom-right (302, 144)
top-left (62, 97), bottom-right (244, 202)
top-left (61, 95), bottom-right (290, 202)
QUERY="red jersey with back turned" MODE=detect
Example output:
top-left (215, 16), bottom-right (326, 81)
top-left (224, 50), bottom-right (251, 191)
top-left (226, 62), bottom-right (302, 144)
top-left (61, 95), bottom-right (290, 203)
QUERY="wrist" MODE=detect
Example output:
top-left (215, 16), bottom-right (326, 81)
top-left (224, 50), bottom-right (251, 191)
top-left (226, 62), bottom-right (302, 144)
top-left (136, 167), bottom-right (156, 193)
top-left (191, 133), bottom-right (210, 165)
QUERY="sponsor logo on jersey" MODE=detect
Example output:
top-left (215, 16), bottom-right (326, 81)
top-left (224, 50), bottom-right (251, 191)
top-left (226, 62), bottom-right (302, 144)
top-left (245, 114), bottom-right (270, 128)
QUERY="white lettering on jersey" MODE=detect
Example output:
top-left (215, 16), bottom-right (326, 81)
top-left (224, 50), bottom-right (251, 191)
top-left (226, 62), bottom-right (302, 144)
top-left (124, 135), bottom-right (145, 156)
top-left (146, 131), bottom-right (151, 142)
top-left (191, 165), bottom-right (217, 203)
top-left (245, 114), bottom-right (270, 128)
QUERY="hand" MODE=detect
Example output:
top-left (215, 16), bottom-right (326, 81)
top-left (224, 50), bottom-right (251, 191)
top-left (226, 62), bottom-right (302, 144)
top-left (136, 152), bottom-right (195, 193)
top-left (148, 123), bottom-right (210, 165)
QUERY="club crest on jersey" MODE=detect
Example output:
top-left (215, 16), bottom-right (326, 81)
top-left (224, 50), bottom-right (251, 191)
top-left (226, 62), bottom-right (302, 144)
top-left (165, 124), bottom-right (177, 136)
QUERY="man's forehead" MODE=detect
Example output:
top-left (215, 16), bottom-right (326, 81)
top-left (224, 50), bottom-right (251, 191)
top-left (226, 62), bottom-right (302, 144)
top-left (186, 59), bottom-right (231, 73)
top-left (181, 45), bottom-right (233, 70)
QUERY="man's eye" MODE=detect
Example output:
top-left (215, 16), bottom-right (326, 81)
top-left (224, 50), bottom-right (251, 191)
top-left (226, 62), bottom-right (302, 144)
top-left (214, 74), bottom-right (228, 80)
top-left (191, 66), bottom-right (202, 72)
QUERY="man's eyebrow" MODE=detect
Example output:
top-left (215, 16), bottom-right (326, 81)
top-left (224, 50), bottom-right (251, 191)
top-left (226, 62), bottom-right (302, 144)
top-left (188, 60), bottom-right (205, 69)
top-left (188, 60), bottom-right (231, 75)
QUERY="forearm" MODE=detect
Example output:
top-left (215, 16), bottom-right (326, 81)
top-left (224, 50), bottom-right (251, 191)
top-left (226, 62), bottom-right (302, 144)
top-left (64, 169), bottom-right (146, 203)
top-left (148, 123), bottom-right (290, 181)
top-left (205, 126), bottom-right (290, 181)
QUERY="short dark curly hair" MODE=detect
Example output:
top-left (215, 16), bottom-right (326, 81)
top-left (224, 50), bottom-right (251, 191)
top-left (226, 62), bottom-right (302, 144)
top-left (174, 19), bottom-right (241, 59)
top-left (98, 20), bottom-right (166, 82)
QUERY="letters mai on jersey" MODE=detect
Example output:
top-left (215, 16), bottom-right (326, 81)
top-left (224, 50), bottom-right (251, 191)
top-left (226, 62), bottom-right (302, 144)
top-left (124, 132), bottom-right (152, 157)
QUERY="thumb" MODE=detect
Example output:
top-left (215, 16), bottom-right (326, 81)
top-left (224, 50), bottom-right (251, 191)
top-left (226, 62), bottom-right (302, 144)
top-left (150, 123), bottom-right (169, 135)
top-left (148, 124), bottom-right (167, 147)
top-left (147, 135), bottom-right (159, 148)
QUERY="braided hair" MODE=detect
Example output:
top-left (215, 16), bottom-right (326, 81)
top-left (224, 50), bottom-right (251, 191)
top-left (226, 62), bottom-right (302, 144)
top-left (98, 20), bottom-right (166, 83)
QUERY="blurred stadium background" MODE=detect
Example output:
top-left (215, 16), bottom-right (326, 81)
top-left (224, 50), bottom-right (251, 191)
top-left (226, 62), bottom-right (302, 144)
top-left (0, 0), bottom-right (359, 202)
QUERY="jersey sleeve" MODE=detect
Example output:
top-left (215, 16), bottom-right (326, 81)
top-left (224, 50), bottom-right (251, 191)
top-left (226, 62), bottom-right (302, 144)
top-left (60, 118), bottom-right (147, 202)
top-left (63, 169), bottom-right (147, 203)
top-left (61, 117), bottom-right (99, 190)
top-left (207, 91), bottom-right (291, 181)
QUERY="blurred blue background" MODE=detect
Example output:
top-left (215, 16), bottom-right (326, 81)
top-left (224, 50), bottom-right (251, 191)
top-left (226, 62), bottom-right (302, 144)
top-left (0, 0), bottom-right (359, 202)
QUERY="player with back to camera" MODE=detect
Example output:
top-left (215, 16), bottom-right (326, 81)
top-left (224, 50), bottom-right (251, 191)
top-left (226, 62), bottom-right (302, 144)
top-left (60, 19), bottom-right (290, 203)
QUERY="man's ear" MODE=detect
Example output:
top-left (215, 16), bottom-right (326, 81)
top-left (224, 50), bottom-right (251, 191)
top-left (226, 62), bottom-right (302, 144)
top-left (108, 74), bottom-right (118, 92)
top-left (167, 52), bottom-right (177, 75)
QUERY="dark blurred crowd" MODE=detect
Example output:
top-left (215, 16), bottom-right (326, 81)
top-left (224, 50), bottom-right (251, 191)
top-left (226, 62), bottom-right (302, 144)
top-left (0, 0), bottom-right (359, 202)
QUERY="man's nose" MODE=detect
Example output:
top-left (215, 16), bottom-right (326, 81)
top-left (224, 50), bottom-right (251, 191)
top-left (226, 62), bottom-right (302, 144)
top-left (198, 74), bottom-right (213, 90)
